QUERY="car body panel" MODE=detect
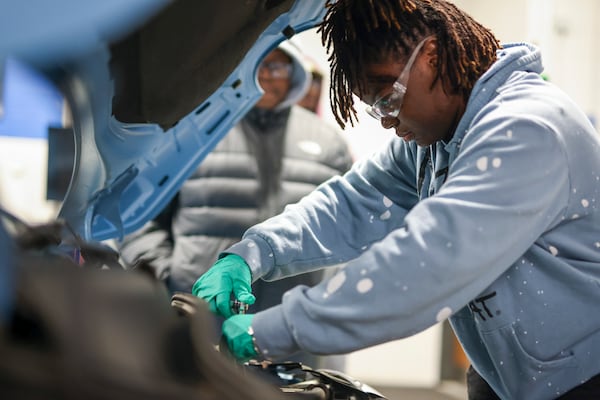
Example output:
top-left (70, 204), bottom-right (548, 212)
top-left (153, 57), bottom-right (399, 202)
top-left (1, 0), bottom-right (328, 241)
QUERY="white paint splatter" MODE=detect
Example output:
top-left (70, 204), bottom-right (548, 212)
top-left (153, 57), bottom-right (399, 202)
top-left (383, 196), bottom-right (393, 208)
top-left (247, 242), bottom-right (256, 248)
top-left (326, 271), bottom-right (346, 294)
top-left (492, 157), bottom-right (502, 168)
top-left (476, 156), bottom-right (488, 171)
top-left (356, 278), bottom-right (374, 293)
top-left (595, 242), bottom-right (600, 248)
top-left (436, 307), bottom-right (453, 322)
top-left (581, 199), bottom-right (590, 208)
top-left (549, 246), bottom-right (558, 256)
top-left (380, 210), bottom-right (391, 220)
top-left (506, 130), bottom-right (513, 138)
top-left (268, 253), bottom-right (273, 257)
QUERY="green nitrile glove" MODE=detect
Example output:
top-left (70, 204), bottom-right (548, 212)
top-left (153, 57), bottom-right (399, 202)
top-left (222, 314), bottom-right (258, 363)
top-left (192, 254), bottom-right (255, 318)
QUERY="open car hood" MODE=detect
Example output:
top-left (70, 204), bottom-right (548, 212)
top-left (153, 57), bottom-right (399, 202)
top-left (2, 0), bottom-right (327, 241)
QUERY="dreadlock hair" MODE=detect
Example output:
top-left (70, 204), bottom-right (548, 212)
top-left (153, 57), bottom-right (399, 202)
top-left (319, 0), bottom-right (501, 129)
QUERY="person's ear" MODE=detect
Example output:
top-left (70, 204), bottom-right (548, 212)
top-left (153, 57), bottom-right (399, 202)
top-left (423, 38), bottom-right (438, 69)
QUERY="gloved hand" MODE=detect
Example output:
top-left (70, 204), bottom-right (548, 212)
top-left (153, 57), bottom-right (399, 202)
top-left (192, 254), bottom-right (255, 318)
top-left (221, 314), bottom-right (258, 363)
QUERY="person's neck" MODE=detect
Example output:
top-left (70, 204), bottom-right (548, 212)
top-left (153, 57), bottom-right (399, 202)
top-left (443, 95), bottom-right (466, 143)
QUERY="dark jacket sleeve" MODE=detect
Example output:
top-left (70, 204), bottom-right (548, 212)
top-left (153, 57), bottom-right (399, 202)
top-left (118, 194), bottom-right (179, 281)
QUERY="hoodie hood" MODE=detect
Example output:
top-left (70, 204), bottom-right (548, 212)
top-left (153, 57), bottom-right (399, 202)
top-left (451, 42), bottom-right (544, 146)
top-left (273, 39), bottom-right (312, 111)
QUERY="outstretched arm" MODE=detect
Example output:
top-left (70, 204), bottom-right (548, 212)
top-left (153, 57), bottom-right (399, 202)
top-left (119, 194), bottom-right (179, 281)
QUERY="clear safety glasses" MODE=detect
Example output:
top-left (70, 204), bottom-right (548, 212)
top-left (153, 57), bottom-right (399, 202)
top-left (258, 61), bottom-right (293, 79)
top-left (366, 36), bottom-right (433, 121)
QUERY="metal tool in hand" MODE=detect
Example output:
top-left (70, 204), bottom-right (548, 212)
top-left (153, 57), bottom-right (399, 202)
top-left (230, 298), bottom-right (249, 314)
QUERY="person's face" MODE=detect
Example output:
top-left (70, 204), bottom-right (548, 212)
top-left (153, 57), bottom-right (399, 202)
top-left (254, 49), bottom-right (293, 110)
top-left (357, 37), bottom-right (465, 146)
top-left (298, 75), bottom-right (322, 113)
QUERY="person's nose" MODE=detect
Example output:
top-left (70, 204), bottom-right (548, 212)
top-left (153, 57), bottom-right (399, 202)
top-left (380, 116), bottom-right (399, 130)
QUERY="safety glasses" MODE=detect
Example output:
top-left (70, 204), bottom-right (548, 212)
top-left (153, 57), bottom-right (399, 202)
top-left (366, 36), bottom-right (433, 121)
top-left (258, 61), bottom-right (293, 79)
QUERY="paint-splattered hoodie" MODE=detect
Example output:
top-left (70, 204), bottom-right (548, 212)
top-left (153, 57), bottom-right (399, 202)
top-left (225, 43), bottom-right (600, 399)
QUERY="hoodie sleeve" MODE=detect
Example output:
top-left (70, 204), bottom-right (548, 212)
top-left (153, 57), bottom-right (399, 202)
top-left (231, 113), bottom-right (571, 359)
top-left (225, 137), bottom-right (420, 281)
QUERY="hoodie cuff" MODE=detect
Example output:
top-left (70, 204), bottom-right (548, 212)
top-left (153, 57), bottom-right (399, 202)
top-left (252, 305), bottom-right (300, 360)
top-left (223, 235), bottom-right (276, 282)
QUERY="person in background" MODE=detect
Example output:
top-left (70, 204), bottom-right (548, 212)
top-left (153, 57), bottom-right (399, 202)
top-left (298, 65), bottom-right (324, 115)
top-left (119, 40), bottom-right (353, 367)
top-left (192, 1), bottom-right (600, 399)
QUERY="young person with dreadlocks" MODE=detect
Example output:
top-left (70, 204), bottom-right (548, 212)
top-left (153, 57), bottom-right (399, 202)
top-left (192, 1), bottom-right (600, 399)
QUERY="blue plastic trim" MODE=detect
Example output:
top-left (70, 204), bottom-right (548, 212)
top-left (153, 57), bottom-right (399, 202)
top-left (57, 0), bottom-right (328, 241)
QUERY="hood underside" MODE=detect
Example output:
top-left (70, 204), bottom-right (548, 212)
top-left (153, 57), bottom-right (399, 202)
top-left (3, 0), bottom-right (328, 241)
top-left (110, 0), bottom-right (298, 130)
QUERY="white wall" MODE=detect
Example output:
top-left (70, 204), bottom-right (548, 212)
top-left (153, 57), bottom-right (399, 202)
top-left (454, 0), bottom-right (600, 125)
top-left (0, 137), bottom-right (59, 223)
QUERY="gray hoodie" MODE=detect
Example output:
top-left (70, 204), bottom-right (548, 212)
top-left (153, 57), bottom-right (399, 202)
top-left (227, 43), bottom-right (600, 399)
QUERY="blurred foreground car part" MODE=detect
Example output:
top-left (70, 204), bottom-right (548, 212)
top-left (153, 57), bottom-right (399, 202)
top-left (171, 292), bottom-right (387, 400)
top-left (0, 211), bottom-right (288, 399)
